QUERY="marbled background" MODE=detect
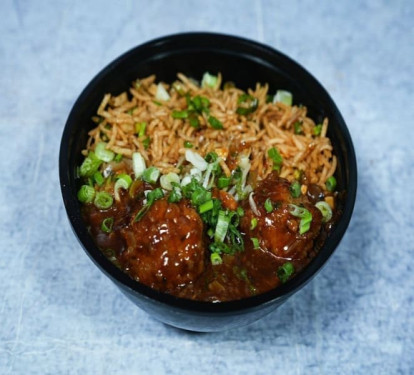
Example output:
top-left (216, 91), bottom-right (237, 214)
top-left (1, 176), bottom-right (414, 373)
top-left (1, 0), bottom-right (413, 374)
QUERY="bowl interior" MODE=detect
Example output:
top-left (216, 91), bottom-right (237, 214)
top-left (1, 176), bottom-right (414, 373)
top-left (60, 33), bottom-right (357, 313)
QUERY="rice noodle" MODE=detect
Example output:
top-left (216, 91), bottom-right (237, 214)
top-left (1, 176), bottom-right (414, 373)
top-left (83, 74), bottom-right (337, 187)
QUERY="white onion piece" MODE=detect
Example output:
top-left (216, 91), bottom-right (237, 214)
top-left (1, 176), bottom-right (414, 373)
top-left (160, 172), bottom-right (180, 190)
top-left (132, 152), bottom-right (146, 179)
top-left (155, 83), bottom-right (170, 101)
top-left (185, 150), bottom-right (208, 171)
top-left (181, 175), bottom-right (192, 186)
top-left (249, 192), bottom-right (261, 217)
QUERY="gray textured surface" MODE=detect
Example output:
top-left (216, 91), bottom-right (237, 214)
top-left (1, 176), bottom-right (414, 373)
top-left (1, 0), bottom-right (413, 374)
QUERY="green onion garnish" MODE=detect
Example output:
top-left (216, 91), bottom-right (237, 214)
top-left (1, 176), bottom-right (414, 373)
top-left (217, 176), bottom-right (231, 189)
top-left (188, 113), bottom-right (200, 128)
top-left (134, 188), bottom-right (164, 222)
top-left (153, 100), bottom-right (162, 106)
top-left (93, 171), bottom-right (105, 186)
top-left (277, 262), bottom-right (295, 283)
top-left (94, 191), bottom-right (113, 210)
top-left (95, 142), bottom-right (115, 162)
top-left (288, 204), bottom-right (312, 234)
top-left (273, 90), bottom-right (293, 106)
top-left (264, 198), bottom-right (273, 213)
top-left (290, 181), bottom-right (301, 198)
top-left (114, 153), bottom-right (123, 162)
top-left (168, 185), bottom-right (182, 203)
top-left (250, 217), bottom-right (258, 230)
top-left (80, 151), bottom-right (102, 177)
top-left (135, 122), bottom-right (147, 137)
top-left (199, 200), bottom-right (214, 214)
top-left (293, 121), bottom-right (302, 134)
top-left (210, 252), bottom-right (223, 265)
top-left (101, 217), bottom-right (114, 233)
top-left (326, 176), bottom-right (337, 192)
top-left (313, 124), bottom-right (322, 136)
top-left (142, 167), bottom-right (160, 184)
top-left (204, 152), bottom-right (218, 164)
top-left (268, 147), bottom-right (283, 172)
top-left (114, 173), bottom-right (132, 201)
top-left (237, 206), bottom-right (244, 217)
top-left (208, 115), bottom-right (223, 130)
top-left (315, 201), bottom-right (333, 223)
top-left (142, 136), bottom-right (151, 149)
top-left (201, 72), bottom-right (219, 89)
top-left (251, 237), bottom-right (260, 249)
top-left (77, 185), bottom-right (95, 203)
top-left (214, 210), bottom-right (230, 243)
top-left (236, 94), bottom-right (258, 116)
top-left (184, 141), bottom-right (193, 148)
top-left (172, 110), bottom-right (188, 119)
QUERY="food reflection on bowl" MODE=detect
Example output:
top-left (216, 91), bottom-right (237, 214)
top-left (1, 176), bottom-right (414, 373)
top-left (60, 33), bottom-right (357, 332)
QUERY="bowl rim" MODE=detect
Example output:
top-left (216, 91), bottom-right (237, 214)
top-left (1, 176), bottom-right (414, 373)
top-left (60, 31), bottom-right (357, 314)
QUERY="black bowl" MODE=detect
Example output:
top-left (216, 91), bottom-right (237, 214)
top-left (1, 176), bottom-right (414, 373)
top-left (59, 32), bottom-right (357, 332)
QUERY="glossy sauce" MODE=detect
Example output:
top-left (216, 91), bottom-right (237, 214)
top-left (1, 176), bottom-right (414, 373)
top-left (82, 173), bottom-right (335, 302)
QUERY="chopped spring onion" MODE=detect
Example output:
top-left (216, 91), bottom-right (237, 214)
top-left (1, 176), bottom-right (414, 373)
top-left (273, 90), bottom-right (293, 106)
top-left (251, 237), bottom-right (260, 249)
top-left (135, 122), bottom-right (147, 137)
top-left (217, 176), bottom-right (231, 189)
top-left (250, 217), bottom-right (258, 230)
top-left (184, 141), bottom-right (193, 148)
top-left (114, 174), bottom-right (132, 201)
top-left (132, 152), bottom-right (146, 179)
top-left (94, 191), bottom-right (113, 210)
top-left (185, 150), bottom-right (208, 171)
top-left (101, 217), bottom-right (114, 233)
top-left (155, 83), bottom-right (170, 101)
top-left (201, 72), bottom-right (219, 89)
top-left (205, 152), bottom-right (218, 163)
top-left (142, 136), bottom-right (151, 149)
top-left (249, 192), bottom-right (261, 217)
top-left (288, 204), bottom-right (312, 234)
top-left (160, 172), bottom-right (180, 190)
top-left (95, 142), bottom-right (115, 162)
top-left (264, 198), bottom-right (273, 213)
top-left (293, 121), bottom-right (303, 134)
top-left (313, 124), bottom-right (322, 136)
top-left (236, 94), bottom-right (258, 116)
top-left (172, 81), bottom-right (185, 96)
top-left (191, 186), bottom-right (211, 206)
top-left (93, 171), bottom-right (104, 186)
top-left (142, 167), bottom-right (160, 184)
top-left (268, 147), bottom-right (283, 172)
top-left (80, 152), bottom-right (102, 177)
top-left (326, 176), bottom-right (337, 192)
top-left (210, 252), bottom-right (223, 265)
top-left (77, 185), bottom-right (95, 203)
top-left (168, 184), bottom-right (182, 203)
top-left (214, 210), bottom-right (230, 243)
top-left (199, 200), bottom-right (214, 214)
top-left (277, 262), bottom-right (295, 283)
top-left (237, 206), bottom-right (244, 217)
top-left (315, 201), bottom-right (333, 223)
top-left (114, 153), bottom-right (123, 162)
top-left (134, 188), bottom-right (164, 222)
top-left (208, 115), bottom-right (223, 130)
top-left (188, 113), bottom-right (200, 128)
top-left (172, 110), bottom-right (188, 119)
top-left (290, 181), bottom-right (301, 198)
top-left (209, 241), bottom-right (231, 255)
